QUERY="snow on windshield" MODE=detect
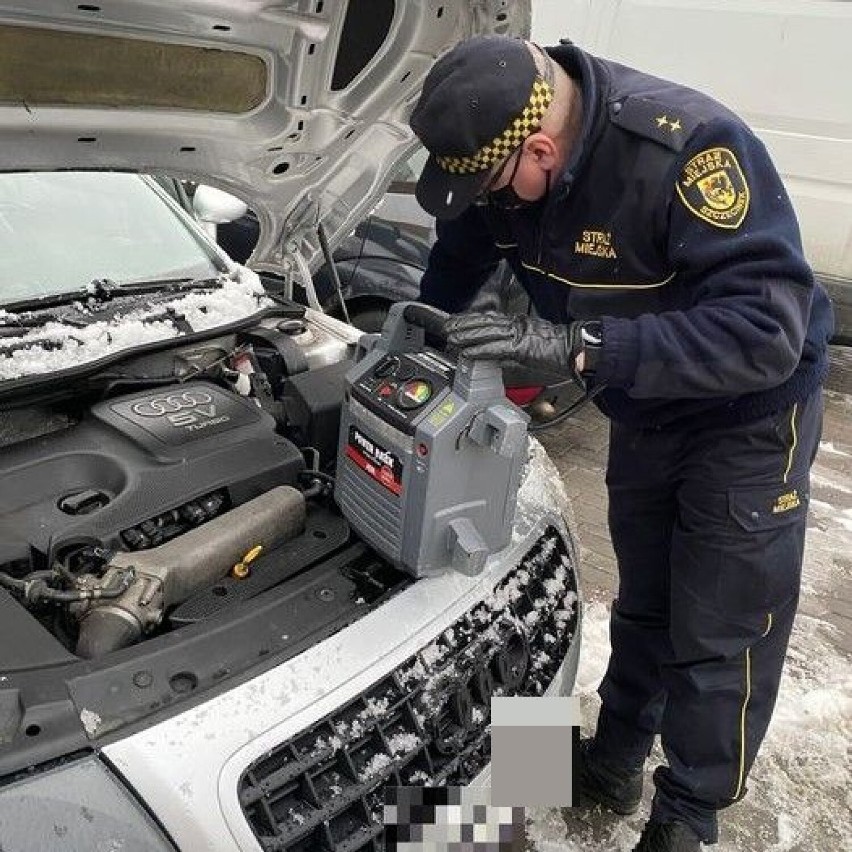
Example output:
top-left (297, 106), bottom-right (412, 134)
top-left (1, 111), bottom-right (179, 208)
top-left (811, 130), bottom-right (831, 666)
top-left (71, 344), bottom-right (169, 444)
top-left (0, 271), bottom-right (271, 381)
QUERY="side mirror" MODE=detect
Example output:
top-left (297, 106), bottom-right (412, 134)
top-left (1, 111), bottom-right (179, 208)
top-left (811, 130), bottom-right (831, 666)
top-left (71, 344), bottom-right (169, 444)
top-left (192, 185), bottom-right (249, 226)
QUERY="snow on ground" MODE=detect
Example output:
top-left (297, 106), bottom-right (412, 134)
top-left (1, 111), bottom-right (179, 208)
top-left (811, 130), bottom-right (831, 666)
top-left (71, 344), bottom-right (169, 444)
top-left (818, 441), bottom-right (850, 458)
top-left (525, 433), bottom-right (852, 851)
top-left (526, 600), bottom-right (852, 851)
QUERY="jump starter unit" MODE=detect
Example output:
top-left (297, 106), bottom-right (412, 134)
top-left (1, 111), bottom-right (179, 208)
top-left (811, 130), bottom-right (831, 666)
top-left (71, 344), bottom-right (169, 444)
top-left (335, 302), bottom-right (529, 578)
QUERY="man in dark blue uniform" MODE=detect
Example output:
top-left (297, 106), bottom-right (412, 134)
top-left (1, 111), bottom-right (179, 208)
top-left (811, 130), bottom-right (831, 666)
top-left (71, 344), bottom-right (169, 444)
top-left (408, 35), bottom-right (834, 851)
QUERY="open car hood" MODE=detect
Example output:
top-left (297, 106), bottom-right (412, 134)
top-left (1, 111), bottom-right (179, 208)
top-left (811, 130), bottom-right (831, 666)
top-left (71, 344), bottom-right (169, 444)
top-left (0, 0), bottom-right (531, 276)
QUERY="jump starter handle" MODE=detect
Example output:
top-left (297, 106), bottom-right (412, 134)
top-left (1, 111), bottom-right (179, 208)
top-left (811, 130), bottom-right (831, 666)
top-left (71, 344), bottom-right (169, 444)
top-left (386, 302), bottom-right (505, 402)
top-left (400, 302), bottom-right (449, 348)
top-left (355, 301), bottom-right (446, 359)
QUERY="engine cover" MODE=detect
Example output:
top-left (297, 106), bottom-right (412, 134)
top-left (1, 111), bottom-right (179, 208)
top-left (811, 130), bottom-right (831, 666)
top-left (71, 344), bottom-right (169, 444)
top-left (0, 382), bottom-right (304, 564)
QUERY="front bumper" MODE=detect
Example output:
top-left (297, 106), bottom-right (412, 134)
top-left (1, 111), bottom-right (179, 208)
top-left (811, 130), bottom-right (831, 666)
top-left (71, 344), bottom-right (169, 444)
top-left (102, 513), bottom-right (580, 852)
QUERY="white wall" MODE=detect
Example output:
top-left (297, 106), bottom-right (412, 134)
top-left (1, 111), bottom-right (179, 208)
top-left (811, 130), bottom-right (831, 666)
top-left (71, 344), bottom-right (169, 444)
top-left (531, 0), bottom-right (852, 281)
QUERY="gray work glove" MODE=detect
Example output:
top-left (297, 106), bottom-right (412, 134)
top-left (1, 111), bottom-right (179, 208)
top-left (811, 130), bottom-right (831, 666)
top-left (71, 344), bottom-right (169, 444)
top-left (443, 311), bottom-right (602, 391)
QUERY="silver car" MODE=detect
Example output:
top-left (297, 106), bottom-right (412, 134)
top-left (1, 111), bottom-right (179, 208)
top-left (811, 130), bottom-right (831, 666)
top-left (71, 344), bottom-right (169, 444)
top-left (0, 3), bottom-right (582, 850)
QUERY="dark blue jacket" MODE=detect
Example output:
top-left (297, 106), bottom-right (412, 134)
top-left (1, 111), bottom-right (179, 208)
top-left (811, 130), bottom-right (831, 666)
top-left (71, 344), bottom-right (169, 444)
top-left (420, 44), bottom-right (834, 428)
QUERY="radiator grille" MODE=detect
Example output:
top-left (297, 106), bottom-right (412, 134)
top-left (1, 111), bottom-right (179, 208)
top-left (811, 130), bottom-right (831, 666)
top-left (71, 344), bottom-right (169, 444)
top-left (239, 527), bottom-right (578, 851)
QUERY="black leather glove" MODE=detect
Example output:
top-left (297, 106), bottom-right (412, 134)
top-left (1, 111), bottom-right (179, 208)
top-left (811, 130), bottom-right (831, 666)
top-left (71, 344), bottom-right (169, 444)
top-left (443, 311), bottom-right (603, 390)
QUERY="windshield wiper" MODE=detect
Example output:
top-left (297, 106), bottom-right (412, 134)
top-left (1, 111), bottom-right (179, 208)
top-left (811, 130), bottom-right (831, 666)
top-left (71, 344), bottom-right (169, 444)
top-left (0, 308), bottom-right (91, 335)
top-left (1, 274), bottom-right (232, 315)
top-left (0, 276), bottom-right (234, 341)
top-left (92, 274), bottom-right (233, 297)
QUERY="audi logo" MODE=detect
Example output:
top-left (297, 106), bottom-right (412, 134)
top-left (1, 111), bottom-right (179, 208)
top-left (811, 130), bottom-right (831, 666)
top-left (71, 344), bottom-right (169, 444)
top-left (424, 622), bottom-right (531, 755)
top-left (131, 390), bottom-right (215, 418)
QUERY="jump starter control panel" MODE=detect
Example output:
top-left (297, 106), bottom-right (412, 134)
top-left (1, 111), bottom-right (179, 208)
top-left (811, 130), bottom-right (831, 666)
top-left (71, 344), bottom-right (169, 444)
top-left (351, 351), bottom-right (455, 434)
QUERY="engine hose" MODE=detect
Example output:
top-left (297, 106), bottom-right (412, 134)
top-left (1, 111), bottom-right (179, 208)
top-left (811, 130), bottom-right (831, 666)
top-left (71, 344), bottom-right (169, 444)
top-left (301, 480), bottom-right (325, 500)
top-left (298, 469), bottom-right (335, 500)
top-left (27, 569), bottom-right (135, 604)
top-left (299, 469), bottom-right (335, 486)
top-left (0, 567), bottom-right (133, 604)
top-left (0, 569), bottom-right (54, 597)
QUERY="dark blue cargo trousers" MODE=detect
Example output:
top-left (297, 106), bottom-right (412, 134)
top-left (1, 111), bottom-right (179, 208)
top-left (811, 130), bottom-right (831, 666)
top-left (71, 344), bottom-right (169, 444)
top-left (591, 391), bottom-right (823, 843)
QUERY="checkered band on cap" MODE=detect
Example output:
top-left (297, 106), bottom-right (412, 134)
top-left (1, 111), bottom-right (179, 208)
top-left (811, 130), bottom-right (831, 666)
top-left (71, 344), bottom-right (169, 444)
top-left (435, 77), bottom-right (553, 175)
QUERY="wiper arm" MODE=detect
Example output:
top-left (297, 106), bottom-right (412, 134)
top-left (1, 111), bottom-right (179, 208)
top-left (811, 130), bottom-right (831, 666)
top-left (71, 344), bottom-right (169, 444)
top-left (0, 314), bottom-right (50, 331)
top-left (0, 280), bottom-right (130, 333)
top-left (1, 278), bottom-right (130, 314)
top-left (94, 273), bottom-right (233, 297)
top-left (0, 308), bottom-right (87, 335)
top-left (1, 274), bottom-right (232, 315)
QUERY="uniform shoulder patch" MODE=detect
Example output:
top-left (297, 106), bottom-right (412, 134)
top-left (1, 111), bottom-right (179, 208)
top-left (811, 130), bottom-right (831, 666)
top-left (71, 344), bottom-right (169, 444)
top-left (675, 147), bottom-right (750, 229)
top-left (608, 96), bottom-right (703, 152)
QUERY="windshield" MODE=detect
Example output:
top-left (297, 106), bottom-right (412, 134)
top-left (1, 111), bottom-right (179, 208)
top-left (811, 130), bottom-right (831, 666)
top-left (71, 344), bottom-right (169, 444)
top-left (0, 172), bottom-right (222, 305)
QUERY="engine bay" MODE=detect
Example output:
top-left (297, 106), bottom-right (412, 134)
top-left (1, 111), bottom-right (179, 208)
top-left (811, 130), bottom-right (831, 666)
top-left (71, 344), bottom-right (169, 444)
top-left (0, 309), bottom-right (411, 663)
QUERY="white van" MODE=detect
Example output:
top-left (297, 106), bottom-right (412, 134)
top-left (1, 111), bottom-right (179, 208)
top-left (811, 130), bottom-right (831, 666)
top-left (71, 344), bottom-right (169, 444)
top-left (532, 0), bottom-right (852, 342)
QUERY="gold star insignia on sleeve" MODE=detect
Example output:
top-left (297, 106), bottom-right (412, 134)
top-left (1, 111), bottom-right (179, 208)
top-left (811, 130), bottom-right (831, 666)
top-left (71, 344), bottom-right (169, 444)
top-left (669, 118), bottom-right (682, 132)
top-left (656, 114), bottom-right (668, 128)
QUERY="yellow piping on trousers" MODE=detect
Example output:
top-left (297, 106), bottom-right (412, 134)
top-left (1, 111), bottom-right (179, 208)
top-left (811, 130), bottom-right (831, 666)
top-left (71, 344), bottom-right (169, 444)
top-left (762, 613), bottom-right (773, 638)
top-left (732, 647), bottom-right (752, 800)
top-left (783, 403), bottom-right (799, 483)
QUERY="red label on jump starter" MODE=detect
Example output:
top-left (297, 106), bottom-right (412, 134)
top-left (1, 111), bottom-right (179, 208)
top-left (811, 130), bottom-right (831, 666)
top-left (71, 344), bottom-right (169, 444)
top-left (346, 426), bottom-right (403, 496)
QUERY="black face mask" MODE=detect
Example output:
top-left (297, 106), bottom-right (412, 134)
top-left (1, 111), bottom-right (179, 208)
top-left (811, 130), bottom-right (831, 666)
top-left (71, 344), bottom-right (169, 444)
top-left (489, 155), bottom-right (551, 213)
top-left (488, 151), bottom-right (526, 211)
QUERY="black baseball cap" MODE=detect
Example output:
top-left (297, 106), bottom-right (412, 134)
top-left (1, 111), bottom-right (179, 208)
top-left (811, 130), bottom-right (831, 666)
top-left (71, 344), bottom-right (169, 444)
top-left (410, 35), bottom-right (553, 220)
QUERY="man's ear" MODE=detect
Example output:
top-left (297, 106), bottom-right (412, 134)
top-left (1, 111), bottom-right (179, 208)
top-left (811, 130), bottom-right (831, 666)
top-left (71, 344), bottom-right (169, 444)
top-left (523, 132), bottom-right (559, 170)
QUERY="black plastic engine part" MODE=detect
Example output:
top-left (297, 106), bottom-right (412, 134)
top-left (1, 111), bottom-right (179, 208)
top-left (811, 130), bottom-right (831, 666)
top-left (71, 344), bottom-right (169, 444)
top-left (169, 505), bottom-right (350, 625)
top-left (280, 359), bottom-right (354, 467)
top-left (237, 327), bottom-right (309, 394)
top-left (0, 382), bottom-right (304, 565)
top-left (0, 533), bottom-right (30, 577)
top-left (120, 490), bottom-right (228, 551)
top-left (0, 589), bottom-right (76, 669)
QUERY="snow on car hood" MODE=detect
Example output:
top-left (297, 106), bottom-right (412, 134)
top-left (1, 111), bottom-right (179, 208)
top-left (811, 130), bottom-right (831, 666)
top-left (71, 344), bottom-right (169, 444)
top-left (0, 269), bottom-right (271, 381)
top-left (0, 0), bottom-right (531, 277)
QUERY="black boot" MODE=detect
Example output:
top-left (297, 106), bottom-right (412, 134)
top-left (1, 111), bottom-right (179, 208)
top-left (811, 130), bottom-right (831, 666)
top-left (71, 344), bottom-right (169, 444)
top-left (632, 820), bottom-right (702, 851)
top-left (573, 738), bottom-right (644, 815)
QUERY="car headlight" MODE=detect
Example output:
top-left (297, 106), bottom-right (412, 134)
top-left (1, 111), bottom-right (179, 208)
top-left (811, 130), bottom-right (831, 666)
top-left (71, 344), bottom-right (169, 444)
top-left (0, 755), bottom-right (175, 851)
